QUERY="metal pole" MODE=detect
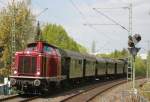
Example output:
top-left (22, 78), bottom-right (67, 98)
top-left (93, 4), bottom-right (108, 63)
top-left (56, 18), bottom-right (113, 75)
top-left (127, 4), bottom-right (132, 82)
top-left (129, 3), bottom-right (132, 36)
top-left (147, 50), bottom-right (148, 82)
top-left (11, 0), bottom-right (16, 63)
top-left (127, 1), bottom-right (132, 78)
top-left (147, 40), bottom-right (150, 82)
top-left (129, 0), bottom-right (136, 92)
top-left (133, 56), bottom-right (136, 91)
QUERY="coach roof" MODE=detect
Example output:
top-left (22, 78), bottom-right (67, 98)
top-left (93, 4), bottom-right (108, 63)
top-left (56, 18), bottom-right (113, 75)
top-left (105, 58), bottom-right (116, 63)
top-left (60, 49), bottom-right (84, 59)
top-left (96, 57), bottom-right (106, 63)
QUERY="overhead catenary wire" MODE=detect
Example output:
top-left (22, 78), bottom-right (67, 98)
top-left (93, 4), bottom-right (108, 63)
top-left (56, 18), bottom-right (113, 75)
top-left (69, 0), bottom-right (115, 41)
top-left (82, 1), bottom-right (114, 26)
top-left (69, 0), bottom-right (116, 52)
top-left (87, 25), bottom-right (114, 41)
top-left (84, 23), bottom-right (117, 26)
top-left (68, 0), bottom-right (127, 53)
top-left (84, 4), bottom-right (129, 27)
top-left (95, 41), bottom-right (110, 53)
top-left (93, 8), bottom-right (129, 32)
top-left (69, 0), bottom-right (88, 23)
top-left (95, 7), bottom-right (130, 10)
top-left (83, 1), bottom-right (129, 43)
top-left (36, 8), bottom-right (48, 17)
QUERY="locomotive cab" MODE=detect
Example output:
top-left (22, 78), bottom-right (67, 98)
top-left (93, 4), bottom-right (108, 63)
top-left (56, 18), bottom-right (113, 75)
top-left (10, 41), bottom-right (65, 94)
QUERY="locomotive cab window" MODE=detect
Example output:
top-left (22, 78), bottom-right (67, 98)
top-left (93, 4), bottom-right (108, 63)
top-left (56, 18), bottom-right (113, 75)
top-left (26, 43), bottom-right (37, 51)
top-left (43, 45), bottom-right (53, 53)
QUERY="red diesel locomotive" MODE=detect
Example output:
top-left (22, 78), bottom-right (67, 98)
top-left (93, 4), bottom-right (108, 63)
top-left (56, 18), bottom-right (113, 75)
top-left (10, 41), bottom-right (127, 94)
top-left (10, 41), bottom-right (66, 94)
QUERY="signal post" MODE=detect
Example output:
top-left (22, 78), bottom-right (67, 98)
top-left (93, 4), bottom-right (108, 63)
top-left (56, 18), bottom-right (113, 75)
top-left (128, 34), bottom-right (141, 94)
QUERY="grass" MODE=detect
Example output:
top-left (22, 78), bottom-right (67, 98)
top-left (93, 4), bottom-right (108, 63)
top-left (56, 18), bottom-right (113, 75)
top-left (139, 82), bottom-right (150, 101)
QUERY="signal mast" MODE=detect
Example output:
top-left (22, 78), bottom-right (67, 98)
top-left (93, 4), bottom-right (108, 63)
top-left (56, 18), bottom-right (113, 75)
top-left (128, 34), bottom-right (141, 94)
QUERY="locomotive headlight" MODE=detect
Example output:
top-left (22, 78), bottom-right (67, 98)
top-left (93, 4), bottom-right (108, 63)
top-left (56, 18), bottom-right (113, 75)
top-left (36, 71), bottom-right (40, 76)
top-left (14, 70), bottom-right (18, 74)
top-left (27, 51), bottom-right (30, 54)
top-left (34, 79), bottom-right (41, 86)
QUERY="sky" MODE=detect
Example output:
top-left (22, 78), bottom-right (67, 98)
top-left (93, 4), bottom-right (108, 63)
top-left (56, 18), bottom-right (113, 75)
top-left (0, 0), bottom-right (150, 54)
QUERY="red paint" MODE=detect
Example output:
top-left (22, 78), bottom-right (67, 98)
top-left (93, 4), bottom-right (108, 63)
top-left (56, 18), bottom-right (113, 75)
top-left (12, 41), bottom-right (61, 78)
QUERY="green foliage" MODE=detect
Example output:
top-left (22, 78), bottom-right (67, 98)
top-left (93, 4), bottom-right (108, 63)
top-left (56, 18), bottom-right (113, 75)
top-left (97, 48), bottom-right (128, 59)
top-left (0, 1), bottom-right (35, 74)
top-left (97, 49), bottom-right (146, 76)
top-left (147, 51), bottom-right (150, 67)
top-left (140, 83), bottom-right (150, 101)
top-left (135, 56), bottom-right (146, 76)
top-left (0, 67), bottom-right (10, 77)
top-left (42, 23), bottom-right (87, 52)
top-left (78, 44), bottom-right (87, 53)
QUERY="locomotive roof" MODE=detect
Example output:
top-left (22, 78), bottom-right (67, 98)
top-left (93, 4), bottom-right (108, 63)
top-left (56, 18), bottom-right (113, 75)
top-left (27, 41), bottom-right (58, 48)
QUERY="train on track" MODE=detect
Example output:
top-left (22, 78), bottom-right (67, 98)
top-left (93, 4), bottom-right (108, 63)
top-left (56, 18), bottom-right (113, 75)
top-left (9, 41), bottom-right (127, 94)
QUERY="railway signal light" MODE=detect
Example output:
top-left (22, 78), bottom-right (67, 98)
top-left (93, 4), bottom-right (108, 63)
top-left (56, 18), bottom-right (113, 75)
top-left (128, 35), bottom-right (135, 47)
top-left (128, 34), bottom-right (141, 48)
top-left (128, 34), bottom-right (141, 58)
top-left (132, 34), bottom-right (141, 45)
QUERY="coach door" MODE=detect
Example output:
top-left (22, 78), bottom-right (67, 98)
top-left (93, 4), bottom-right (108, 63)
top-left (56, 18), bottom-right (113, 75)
top-left (115, 63), bottom-right (117, 74)
top-left (63, 58), bottom-right (70, 79)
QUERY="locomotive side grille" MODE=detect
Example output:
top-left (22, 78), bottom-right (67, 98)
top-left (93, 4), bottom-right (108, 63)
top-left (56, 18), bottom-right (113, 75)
top-left (41, 57), bottom-right (47, 76)
top-left (18, 56), bottom-right (37, 74)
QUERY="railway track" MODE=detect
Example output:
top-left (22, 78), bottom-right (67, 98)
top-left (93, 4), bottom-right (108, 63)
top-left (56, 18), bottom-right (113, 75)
top-left (0, 78), bottom-right (145, 102)
top-left (0, 94), bottom-right (39, 102)
top-left (19, 79), bottom-right (126, 102)
top-left (60, 78), bottom-right (126, 102)
top-left (60, 78), bottom-right (146, 102)
top-left (0, 95), bottom-right (19, 102)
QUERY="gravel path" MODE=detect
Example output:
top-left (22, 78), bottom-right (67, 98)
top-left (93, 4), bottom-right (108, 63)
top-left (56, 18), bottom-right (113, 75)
top-left (90, 79), bottom-right (146, 102)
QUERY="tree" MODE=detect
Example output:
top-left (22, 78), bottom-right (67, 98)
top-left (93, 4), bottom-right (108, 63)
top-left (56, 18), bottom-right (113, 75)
top-left (0, 0), bottom-right (35, 72)
top-left (42, 23), bottom-right (87, 52)
top-left (97, 49), bottom-right (146, 76)
top-left (97, 49), bottom-right (128, 59)
top-left (147, 50), bottom-right (150, 78)
top-left (135, 56), bottom-right (146, 76)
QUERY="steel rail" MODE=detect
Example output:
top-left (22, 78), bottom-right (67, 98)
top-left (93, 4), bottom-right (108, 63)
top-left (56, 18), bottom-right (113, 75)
top-left (0, 95), bottom-right (19, 102)
top-left (60, 77), bottom-right (145, 102)
top-left (60, 78), bottom-right (126, 102)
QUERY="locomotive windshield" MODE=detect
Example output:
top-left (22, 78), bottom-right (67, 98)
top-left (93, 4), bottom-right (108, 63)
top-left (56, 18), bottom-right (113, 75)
top-left (26, 43), bottom-right (37, 51)
top-left (43, 45), bottom-right (53, 53)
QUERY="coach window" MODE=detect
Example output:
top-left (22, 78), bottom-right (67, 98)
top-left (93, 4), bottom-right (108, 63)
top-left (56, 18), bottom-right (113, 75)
top-left (78, 60), bottom-right (82, 64)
